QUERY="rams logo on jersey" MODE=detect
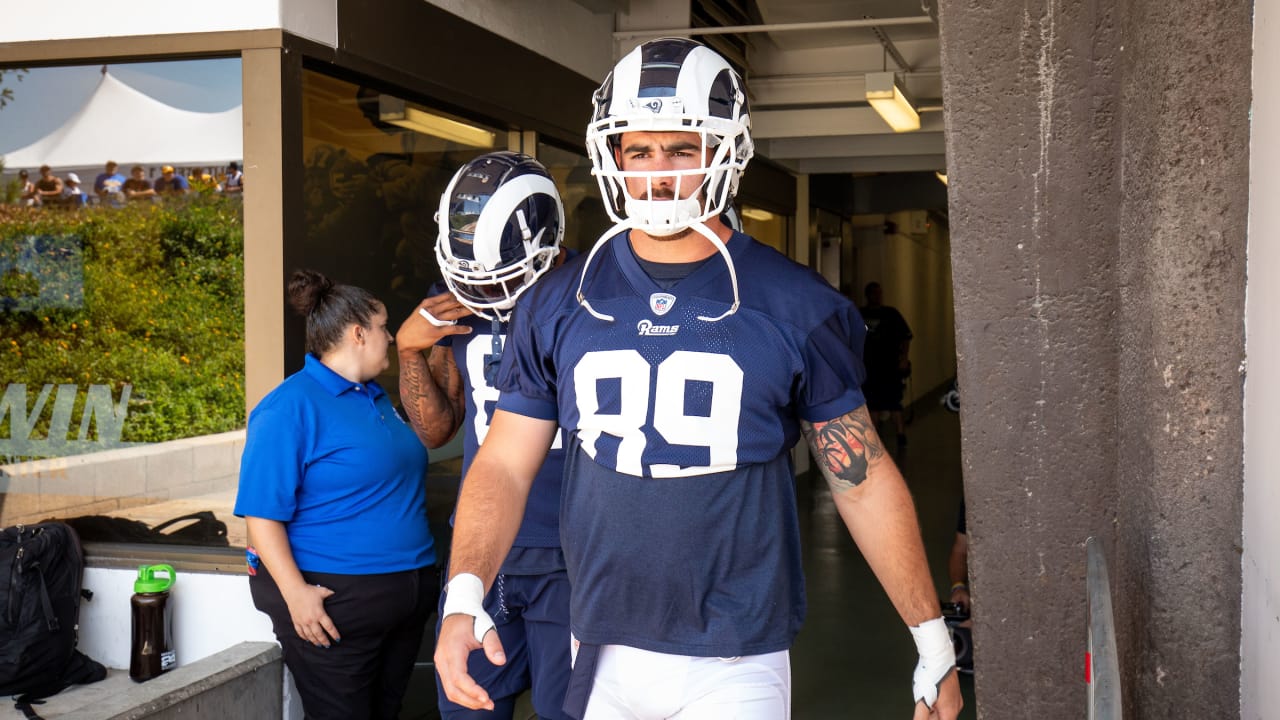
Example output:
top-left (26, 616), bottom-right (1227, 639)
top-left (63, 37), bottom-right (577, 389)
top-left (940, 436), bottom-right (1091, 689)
top-left (637, 319), bottom-right (679, 336)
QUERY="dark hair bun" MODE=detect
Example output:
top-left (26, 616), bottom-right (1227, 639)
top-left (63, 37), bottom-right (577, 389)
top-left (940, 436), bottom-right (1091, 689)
top-left (287, 269), bottom-right (335, 317)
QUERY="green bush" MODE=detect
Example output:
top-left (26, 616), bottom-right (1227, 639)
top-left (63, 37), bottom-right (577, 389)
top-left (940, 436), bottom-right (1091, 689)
top-left (0, 198), bottom-right (245, 455)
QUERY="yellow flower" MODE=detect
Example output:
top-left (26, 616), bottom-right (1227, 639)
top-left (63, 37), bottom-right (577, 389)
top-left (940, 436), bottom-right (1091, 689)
top-left (180, 355), bottom-right (190, 364)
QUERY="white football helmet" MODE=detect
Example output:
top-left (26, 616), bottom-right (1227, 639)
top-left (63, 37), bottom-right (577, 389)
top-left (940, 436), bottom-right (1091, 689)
top-left (586, 37), bottom-right (754, 236)
top-left (435, 152), bottom-right (565, 322)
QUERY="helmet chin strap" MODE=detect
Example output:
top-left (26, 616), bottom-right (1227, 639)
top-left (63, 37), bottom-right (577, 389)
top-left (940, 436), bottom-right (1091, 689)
top-left (575, 222), bottom-right (629, 322)
top-left (574, 220), bottom-right (741, 323)
top-left (689, 221), bottom-right (740, 322)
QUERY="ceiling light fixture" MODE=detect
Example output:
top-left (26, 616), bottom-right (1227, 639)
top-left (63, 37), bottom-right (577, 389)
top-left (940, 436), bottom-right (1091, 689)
top-left (740, 206), bottom-right (776, 222)
top-left (865, 72), bottom-right (920, 132)
top-left (378, 96), bottom-right (496, 148)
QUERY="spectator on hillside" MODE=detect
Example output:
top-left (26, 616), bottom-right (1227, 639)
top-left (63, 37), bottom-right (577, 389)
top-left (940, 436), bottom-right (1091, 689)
top-left (222, 161), bottom-right (244, 195)
top-left (34, 165), bottom-right (64, 206)
top-left (123, 165), bottom-right (157, 203)
top-left (17, 169), bottom-right (37, 206)
top-left (94, 160), bottom-right (126, 206)
top-left (154, 165), bottom-right (190, 196)
top-left (189, 167), bottom-right (222, 194)
top-left (63, 172), bottom-right (87, 207)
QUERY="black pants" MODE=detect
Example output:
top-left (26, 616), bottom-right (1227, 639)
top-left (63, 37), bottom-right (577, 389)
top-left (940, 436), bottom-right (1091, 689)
top-left (250, 564), bottom-right (440, 720)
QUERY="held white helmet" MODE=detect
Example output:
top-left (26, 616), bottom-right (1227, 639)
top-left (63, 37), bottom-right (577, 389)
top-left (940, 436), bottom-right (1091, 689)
top-left (586, 37), bottom-right (754, 237)
top-left (435, 152), bottom-right (565, 322)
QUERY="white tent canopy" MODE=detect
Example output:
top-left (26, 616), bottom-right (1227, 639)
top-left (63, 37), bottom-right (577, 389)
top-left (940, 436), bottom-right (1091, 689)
top-left (1, 71), bottom-right (242, 171)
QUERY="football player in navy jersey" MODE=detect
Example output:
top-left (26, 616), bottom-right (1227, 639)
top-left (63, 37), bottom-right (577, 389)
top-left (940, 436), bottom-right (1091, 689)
top-left (435, 38), bottom-right (962, 720)
top-left (396, 152), bottom-right (573, 720)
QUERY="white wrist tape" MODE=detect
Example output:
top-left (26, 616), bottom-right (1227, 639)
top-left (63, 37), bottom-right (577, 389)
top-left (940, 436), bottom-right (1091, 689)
top-left (441, 573), bottom-right (496, 644)
top-left (910, 617), bottom-right (956, 708)
top-left (419, 307), bottom-right (456, 327)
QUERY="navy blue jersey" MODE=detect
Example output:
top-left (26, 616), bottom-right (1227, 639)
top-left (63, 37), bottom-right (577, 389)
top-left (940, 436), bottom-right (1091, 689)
top-left (495, 230), bottom-right (867, 656)
top-left (435, 283), bottom-right (566, 550)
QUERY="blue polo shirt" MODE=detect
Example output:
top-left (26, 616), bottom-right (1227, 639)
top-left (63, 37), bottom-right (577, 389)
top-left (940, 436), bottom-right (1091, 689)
top-left (235, 354), bottom-right (435, 574)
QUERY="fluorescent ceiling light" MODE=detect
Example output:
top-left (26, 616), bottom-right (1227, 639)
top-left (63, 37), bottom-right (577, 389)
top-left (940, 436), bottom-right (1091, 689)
top-left (865, 72), bottom-right (920, 133)
top-left (741, 206), bottom-right (775, 222)
top-left (378, 96), bottom-right (496, 148)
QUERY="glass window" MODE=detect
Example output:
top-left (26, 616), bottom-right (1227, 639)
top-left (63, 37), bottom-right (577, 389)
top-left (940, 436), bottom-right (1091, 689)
top-left (296, 67), bottom-right (509, 495)
top-left (0, 59), bottom-right (245, 549)
top-left (297, 68), bottom-right (505, 388)
top-left (536, 140), bottom-right (613, 253)
top-left (739, 204), bottom-right (790, 255)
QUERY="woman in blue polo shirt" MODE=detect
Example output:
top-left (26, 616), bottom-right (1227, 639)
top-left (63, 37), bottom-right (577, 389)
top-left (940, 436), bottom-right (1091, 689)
top-left (235, 269), bottom-right (437, 720)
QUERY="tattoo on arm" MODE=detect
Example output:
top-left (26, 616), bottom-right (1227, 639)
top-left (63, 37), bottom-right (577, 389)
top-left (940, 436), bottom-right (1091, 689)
top-left (430, 346), bottom-right (467, 428)
top-left (399, 347), bottom-right (463, 448)
top-left (803, 408), bottom-right (886, 493)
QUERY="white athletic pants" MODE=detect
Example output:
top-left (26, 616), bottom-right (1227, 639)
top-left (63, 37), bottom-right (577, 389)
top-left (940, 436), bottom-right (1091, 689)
top-left (581, 644), bottom-right (791, 720)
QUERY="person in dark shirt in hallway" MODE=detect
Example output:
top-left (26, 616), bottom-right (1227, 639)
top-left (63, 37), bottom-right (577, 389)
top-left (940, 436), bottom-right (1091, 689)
top-left (861, 281), bottom-right (914, 447)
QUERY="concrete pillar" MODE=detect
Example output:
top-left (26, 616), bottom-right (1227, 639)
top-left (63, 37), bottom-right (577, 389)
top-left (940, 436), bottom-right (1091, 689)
top-left (936, 0), bottom-right (1249, 716)
top-left (1112, 0), bottom-right (1249, 716)
top-left (241, 48), bottom-right (287, 412)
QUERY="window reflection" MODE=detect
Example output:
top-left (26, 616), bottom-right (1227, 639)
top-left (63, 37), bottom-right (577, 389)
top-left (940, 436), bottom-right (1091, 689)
top-left (0, 59), bottom-right (245, 548)
top-left (298, 71), bottom-right (504, 399)
top-left (536, 140), bottom-right (613, 253)
top-left (296, 70), bottom-right (510, 540)
top-left (740, 203), bottom-right (789, 255)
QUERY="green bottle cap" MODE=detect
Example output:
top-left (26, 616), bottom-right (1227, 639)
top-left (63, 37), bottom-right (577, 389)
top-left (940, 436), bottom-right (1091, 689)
top-left (134, 564), bottom-right (176, 593)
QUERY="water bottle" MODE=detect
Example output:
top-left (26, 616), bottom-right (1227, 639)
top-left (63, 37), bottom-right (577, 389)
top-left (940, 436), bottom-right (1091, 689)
top-left (130, 564), bottom-right (176, 682)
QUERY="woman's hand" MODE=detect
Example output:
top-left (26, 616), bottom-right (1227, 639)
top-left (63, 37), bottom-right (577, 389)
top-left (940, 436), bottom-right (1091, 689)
top-left (282, 582), bottom-right (341, 647)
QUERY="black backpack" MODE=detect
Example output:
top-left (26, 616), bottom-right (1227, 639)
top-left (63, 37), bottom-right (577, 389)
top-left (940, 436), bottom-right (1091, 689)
top-left (0, 522), bottom-right (107, 714)
top-left (60, 511), bottom-right (230, 547)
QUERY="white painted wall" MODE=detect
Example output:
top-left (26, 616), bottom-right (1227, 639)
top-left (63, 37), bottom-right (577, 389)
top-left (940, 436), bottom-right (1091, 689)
top-left (1242, 0), bottom-right (1280, 716)
top-left (78, 567), bottom-right (271, 670)
top-left (0, 1), bottom-right (337, 48)
top-left (78, 566), bottom-right (302, 719)
top-left (426, 0), bottom-right (615, 81)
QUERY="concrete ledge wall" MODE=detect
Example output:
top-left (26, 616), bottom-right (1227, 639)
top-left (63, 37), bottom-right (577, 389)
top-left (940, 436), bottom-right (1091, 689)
top-left (0, 430), bottom-right (245, 525)
top-left (78, 566), bottom-right (275, 671)
top-left (45, 642), bottom-right (282, 720)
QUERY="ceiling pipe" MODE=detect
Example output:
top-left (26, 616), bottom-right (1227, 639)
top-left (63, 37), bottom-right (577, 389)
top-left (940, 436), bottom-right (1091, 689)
top-left (871, 23), bottom-right (912, 73)
top-left (751, 69), bottom-right (943, 82)
top-left (613, 16), bottom-right (935, 40)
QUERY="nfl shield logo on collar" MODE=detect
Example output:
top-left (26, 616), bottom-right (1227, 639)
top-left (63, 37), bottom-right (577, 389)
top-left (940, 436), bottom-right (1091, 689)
top-left (650, 292), bottom-right (676, 316)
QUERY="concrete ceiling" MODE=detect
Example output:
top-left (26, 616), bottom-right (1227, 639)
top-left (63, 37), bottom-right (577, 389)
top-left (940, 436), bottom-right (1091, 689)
top-left (595, 0), bottom-right (946, 178)
top-left (746, 0), bottom-right (945, 176)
